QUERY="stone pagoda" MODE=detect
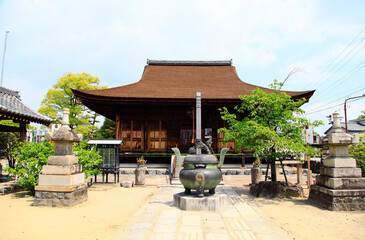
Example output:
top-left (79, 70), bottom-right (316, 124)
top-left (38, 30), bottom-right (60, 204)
top-left (309, 112), bottom-right (365, 210)
top-left (34, 108), bottom-right (87, 207)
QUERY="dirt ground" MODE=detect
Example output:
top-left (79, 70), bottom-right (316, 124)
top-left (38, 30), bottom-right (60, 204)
top-left (0, 175), bottom-right (168, 240)
top-left (224, 174), bottom-right (365, 240)
top-left (0, 174), bottom-right (364, 240)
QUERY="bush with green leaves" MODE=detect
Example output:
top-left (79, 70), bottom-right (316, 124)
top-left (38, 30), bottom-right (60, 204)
top-left (6, 141), bottom-right (54, 195)
top-left (349, 141), bottom-right (365, 177)
top-left (73, 140), bottom-right (102, 178)
top-left (6, 138), bottom-right (103, 195)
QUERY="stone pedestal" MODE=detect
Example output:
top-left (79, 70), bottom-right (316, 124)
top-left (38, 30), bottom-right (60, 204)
top-left (308, 112), bottom-right (365, 211)
top-left (135, 166), bottom-right (145, 185)
top-left (34, 108), bottom-right (87, 207)
top-left (251, 166), bottom-right (262, 185)
top-left (174, 192), bottom-right (228, 211)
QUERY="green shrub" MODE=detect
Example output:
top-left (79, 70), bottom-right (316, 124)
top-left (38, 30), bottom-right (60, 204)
top-left (349, 141), bottom-right (365, 177)
top-left (6, 141), bottom-right (54, 195)
top-left (6, 139), bottom-right (102, 195)
top-left (73, 140), bottom-right (102, 178)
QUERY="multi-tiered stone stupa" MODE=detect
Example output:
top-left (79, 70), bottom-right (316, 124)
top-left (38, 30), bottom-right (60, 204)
top-left (34, 108), bottom-right (87, 207)
top-left (309, 112), bottom-right (365, 210)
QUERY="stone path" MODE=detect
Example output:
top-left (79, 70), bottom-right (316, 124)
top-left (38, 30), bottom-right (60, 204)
top-left (111, 185), bottom-right (289, 240)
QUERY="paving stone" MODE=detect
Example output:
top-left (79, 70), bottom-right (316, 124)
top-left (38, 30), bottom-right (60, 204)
top-left (220, 205), bottom-right (241, 218)
top-left (137, 213), bottom-right (158, 224)
top-left (148, 232), bottom-right (176, 240)
top-left (154, 223), bottom-right (177, 233)
top-left (130, 222), bottom-right (154, 229)
top-left (123, 229), bottom-right (149, 240)
top-left (177, 225), bottom-right (203, 240)
top-left (203, 220), bottom-right (227, 233)
top-left (202, 212), bottom-right (222, 220)
top-left (206, 232), bottom-right (231, 240)
top-left (256, 233), bottom-right (283, 240)
top-left (157, 217), bottom-right (179, 224)
top-left (223, 217), bottom-right (250, 231)
top-left (229, 230), bottom-right (256, 240)
top-left (181, 213), bottom-right (202, 226)
top-left (246, 220), bottom-right (273, 234)
top-left (144, 204), bottom-right (163, 214)
top-left (159, 209), bottom-right (181, 219)
top-left (115, 184), bottom-right (285, 240)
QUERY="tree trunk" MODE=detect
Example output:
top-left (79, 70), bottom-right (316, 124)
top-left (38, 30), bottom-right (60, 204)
top-left (270, 148), bottom-right (277, 182)
top-left (271, 160), bottom-right (277, 182)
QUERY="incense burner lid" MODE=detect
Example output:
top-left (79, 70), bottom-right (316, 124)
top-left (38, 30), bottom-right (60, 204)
top-left (184, 154), bottom-right (218, 164)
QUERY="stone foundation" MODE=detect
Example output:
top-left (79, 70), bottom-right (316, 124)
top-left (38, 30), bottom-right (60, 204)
top-left (33, 183), bottom-right (88, 207)
top-left (174, 193), bottom-right (227, 211)
top-left (309, 185), bottom-right (365, 211)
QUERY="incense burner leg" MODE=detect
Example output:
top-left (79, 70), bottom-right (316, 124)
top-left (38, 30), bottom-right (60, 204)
top-left (184, 188), bottom-right (191, 194)
top-left (196, 186), bottom-right (204, 197)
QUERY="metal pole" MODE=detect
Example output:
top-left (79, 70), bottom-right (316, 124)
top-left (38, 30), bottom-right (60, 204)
top-left (1, 31), bottom-right (10, 86)
top-left (344, 94), bottom-right (365, 133)
top-left (344, 100), bottom-right (348, 133)
top-left (196, 92), bottom-right (201, 154)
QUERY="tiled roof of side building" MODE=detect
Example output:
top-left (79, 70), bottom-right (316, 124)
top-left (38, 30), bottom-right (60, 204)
top-left (72, 60), bottom-right (315, 101)
top-left (0, 86), bottom-right (53, 125)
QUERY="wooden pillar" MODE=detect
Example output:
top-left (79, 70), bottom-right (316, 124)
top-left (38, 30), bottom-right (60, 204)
top-left (20, 122), bottom-right (26, 142)
top-left (130, 120), bottom-right (133, 152)
top-left (158, 120), bottom-right (162, 152)
top-left (115, 115), bottom-right (120, 139)
top-left (297, 164), bottom-right (303, 184)
top-left (141, 119), bottom-right (145, 152)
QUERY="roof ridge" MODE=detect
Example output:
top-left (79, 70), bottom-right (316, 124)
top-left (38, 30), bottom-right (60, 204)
top-left (146, 59), bottom-right (232, 66)
top-left (0, 86), bottom-right (21, 99)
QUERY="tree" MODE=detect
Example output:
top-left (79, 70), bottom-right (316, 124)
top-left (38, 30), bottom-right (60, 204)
top-left (219, 80), bottom-right (322, 182)
top-left (73, 140), bottom-right (102, 178)
top-left (0, 120), bottom-right (20, 168)
top-left (6, 141), bottom-right (54, 195)
top-left (97, 118), bottom-right (116, 139)
top-left (38, 72), bottom-right (107, 138)
top-left (349, 140), bottom-right (365, 177)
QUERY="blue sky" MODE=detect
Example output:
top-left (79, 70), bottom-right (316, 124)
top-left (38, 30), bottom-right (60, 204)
top-left (0, 0), bottom-right (364, 135)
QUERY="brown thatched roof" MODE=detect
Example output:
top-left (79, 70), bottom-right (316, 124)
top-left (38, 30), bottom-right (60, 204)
top-left (72, 60), bottom-right (314, 104)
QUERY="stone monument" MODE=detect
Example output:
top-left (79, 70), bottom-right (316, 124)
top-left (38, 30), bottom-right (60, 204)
top-left (33, 108), bottom-right (87, 207)
top-left (308, 112), bottom-right (365, 210)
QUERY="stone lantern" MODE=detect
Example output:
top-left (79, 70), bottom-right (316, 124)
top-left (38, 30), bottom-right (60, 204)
top-left (308, 112), bottom-right (365, 210)
top-left (34, 108), bottom-right (87, 207)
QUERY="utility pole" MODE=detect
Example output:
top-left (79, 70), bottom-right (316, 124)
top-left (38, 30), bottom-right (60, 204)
top-left (1, 31), bottom-right (10, 86)
top-left (344, 94), bottom-right (365, 133)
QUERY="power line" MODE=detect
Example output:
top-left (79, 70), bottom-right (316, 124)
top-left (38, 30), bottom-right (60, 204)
top-left (323, 61), bottom-right (365, 94)
top-left (309, 37), bottom-right (365, 91)
top-left (305, 97), bottom-right (364, 115)
top-left (307, 60), bottom-right (365, 103)
top-left (305, 86), bottom-right (365, 114)
top-left (306, 27), bottom-right (365, 90)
